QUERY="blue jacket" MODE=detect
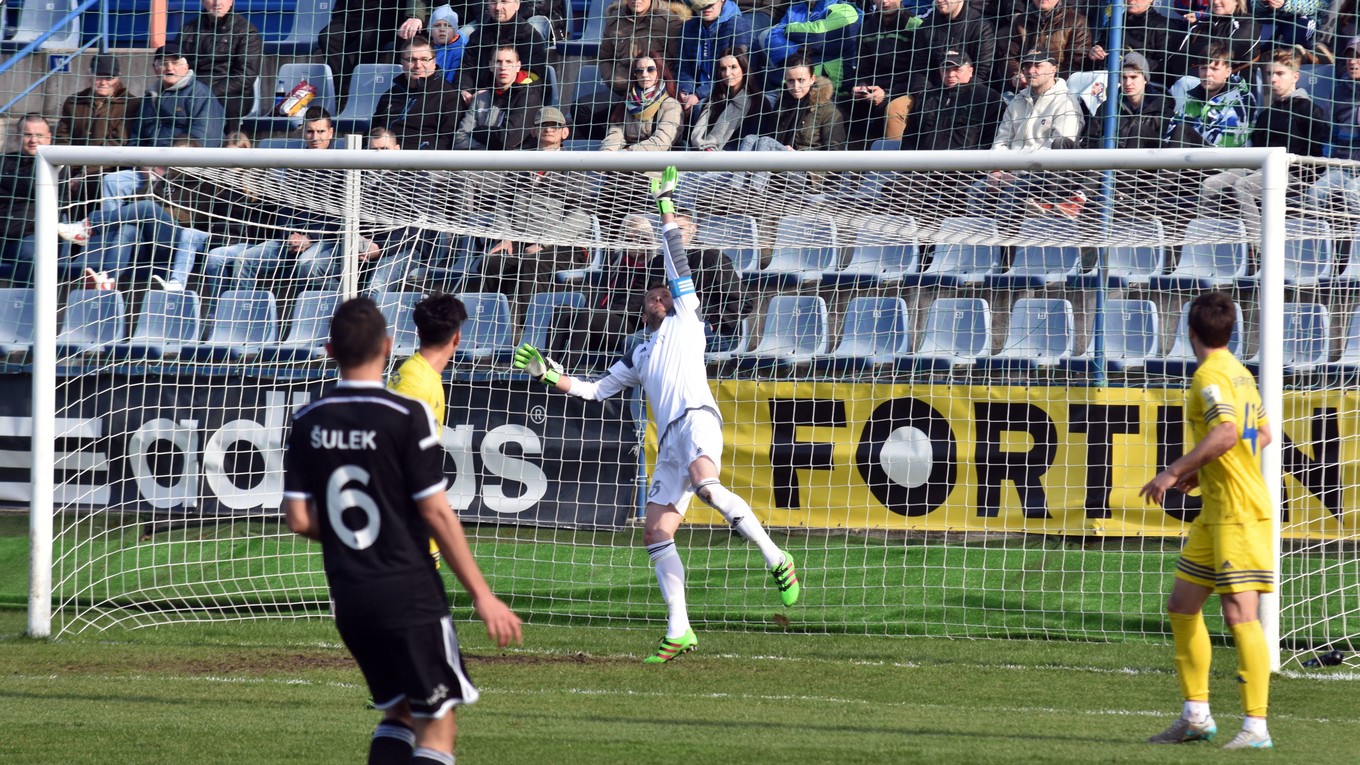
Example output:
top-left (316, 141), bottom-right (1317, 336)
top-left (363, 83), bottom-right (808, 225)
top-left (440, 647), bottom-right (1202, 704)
top-left (763, 0), bottom-right (862, 69)
top-left (677, 1), bottom-right (752, 100)
top-left (436, 37), bottom-right (468, 84)
top-left (137, 71), bottom-right (224, 148)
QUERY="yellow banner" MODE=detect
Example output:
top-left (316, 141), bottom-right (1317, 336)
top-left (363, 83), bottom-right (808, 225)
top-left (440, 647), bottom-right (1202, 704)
top-left (642, 383), bottom-right (1359, 539)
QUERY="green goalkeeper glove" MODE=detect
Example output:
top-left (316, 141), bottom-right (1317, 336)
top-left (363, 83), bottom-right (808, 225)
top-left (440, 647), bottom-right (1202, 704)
top-left (512, 343), bottom-right (563, 386)
top-left (650, 165), bottom-right (679, 216)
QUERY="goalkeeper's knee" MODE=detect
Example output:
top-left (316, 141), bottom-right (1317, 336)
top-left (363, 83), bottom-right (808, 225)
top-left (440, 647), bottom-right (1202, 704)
top-left (695, 478), bottom-right (748, 527)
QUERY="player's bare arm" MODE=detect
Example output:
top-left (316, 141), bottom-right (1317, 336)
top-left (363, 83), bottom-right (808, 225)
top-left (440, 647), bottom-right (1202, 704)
top-left (416, 493), bottom-right (524, 647)
top-left (1139, 421), bottom-right (1239, 506)
top-left (283, 497), bottom-right (322, 540)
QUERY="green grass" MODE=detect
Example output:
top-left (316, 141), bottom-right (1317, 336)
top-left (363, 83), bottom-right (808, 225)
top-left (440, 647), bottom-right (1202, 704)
top-left (1, 611), bottom-right (1357, 765)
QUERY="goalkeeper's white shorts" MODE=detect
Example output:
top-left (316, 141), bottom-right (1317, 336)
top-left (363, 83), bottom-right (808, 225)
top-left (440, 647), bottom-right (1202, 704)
top-left (647, 408), bottom-right (724, 514)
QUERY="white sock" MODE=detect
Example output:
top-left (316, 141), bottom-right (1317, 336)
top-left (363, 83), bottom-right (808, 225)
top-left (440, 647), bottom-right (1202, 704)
top-left (411, 747), bottom-right (454, 765)
top-left (697, 480), bottom-right (784, 569)
top-left (647, 540), bottom-right (690, 637)
top-left (1183, 700), bottom-right (1211, 722)
top-left (1242, 716), bottom-right (1269, 736)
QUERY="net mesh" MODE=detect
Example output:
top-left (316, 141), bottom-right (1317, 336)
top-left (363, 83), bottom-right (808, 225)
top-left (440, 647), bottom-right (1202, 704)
top-left (9, 152), bottom-right (1354, 670)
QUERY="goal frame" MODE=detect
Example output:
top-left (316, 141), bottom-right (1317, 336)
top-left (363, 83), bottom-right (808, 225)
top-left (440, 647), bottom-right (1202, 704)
top-left (26, 146), bottom-right (1291, 668)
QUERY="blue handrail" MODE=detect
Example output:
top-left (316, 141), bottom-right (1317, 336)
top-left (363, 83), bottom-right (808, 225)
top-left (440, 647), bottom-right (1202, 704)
top-left (0, 0), bottom-right (104, 115)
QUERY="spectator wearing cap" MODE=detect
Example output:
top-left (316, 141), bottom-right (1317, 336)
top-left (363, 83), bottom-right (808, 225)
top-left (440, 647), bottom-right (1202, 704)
top-left (676, 0), bottom-right (753, 110)
top-left (429, 5), bottom-right (468, 84)
top-left (136, 43), bottom-right (225, 148)
top-left (320, 0), bottom-right (427, 113)
top-left (1000, 0), bottom-right (1092, 90)
top-left (1086, 0), bottom-right (1185, 86)
top-left (600, 0), bottom-right (684, 98)
top-left (533, 106), bottom-right (571, 149)
top-left (910, 0), bottom-right (999, 90)
top-left (992, 46), bottom-right (1082, 150)
top-left (1081, 52), bottom-right (1171, 148)
top-left (758, 0), bottom-right (862, 91)
top-left (374, 35), bottom-right (465, 150)
top-left (176, 0), bottom-right (263, 126)
top-left (1304, 37), bottom-right (1360, 212)
top-left (906, 48), bottom-right (1003, 150)
top-left (450, 44), bottom-right (545, 149)
top-left (57, 54), bottom-right (135, 214)
top-left (457, 0), bottom-right (550, 102)
top-left (689, 49), bottom-right (761, 149)
top-left (843, 0), bottom-right (921, 146)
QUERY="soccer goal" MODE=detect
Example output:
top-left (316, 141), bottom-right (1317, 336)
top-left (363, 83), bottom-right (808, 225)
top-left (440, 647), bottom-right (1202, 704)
top-left (19, 145), bottom-right (1357, 670)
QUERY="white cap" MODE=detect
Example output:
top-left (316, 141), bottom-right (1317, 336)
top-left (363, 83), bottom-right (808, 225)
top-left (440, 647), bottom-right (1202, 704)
top-left (431, 4), bottom-right (458, 26)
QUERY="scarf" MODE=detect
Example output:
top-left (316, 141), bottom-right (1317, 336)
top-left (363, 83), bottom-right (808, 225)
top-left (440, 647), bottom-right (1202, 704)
top-left (626, 83), bottom-right (668, 121)
top-left (494, 69), bottom-right (536, 97)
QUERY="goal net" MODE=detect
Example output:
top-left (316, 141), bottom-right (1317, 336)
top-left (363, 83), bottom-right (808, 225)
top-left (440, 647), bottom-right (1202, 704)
top-left (17, 146), bottom-right (1358, 669)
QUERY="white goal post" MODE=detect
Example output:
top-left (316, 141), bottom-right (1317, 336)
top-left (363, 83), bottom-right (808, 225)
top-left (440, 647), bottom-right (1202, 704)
top-left (23, 146), bottom-right (1312, 669)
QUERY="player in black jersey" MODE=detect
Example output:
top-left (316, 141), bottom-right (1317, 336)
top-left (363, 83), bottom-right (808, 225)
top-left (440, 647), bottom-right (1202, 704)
top-left (283, 297), bottom-right (521, 765)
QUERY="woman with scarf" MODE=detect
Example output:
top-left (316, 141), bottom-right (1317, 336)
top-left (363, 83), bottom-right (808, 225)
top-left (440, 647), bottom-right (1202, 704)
top-left (601, 52), bottom-right (683, 151)
top-left (689, 49), bottom-right (762, 150)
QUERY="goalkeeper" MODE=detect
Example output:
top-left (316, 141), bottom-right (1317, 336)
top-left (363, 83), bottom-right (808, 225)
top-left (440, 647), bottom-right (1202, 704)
top-left (512, 166), bottom-right (800, 664)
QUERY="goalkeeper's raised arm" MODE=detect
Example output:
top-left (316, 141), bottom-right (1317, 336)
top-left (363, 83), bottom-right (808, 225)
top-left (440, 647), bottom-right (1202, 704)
top-left (652, 166), bottom-right (701, 318)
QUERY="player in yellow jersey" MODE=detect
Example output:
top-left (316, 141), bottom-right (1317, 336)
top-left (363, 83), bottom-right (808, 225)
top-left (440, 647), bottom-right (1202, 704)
top-left (389, 292), bottom-right (467, 568)
top-left (1140, 291), bottom-right (1276, 750)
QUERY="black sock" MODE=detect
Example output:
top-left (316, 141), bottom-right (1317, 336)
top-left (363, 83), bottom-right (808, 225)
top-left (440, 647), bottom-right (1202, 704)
top-left (366, 721), bottom-right (414, 765)
top-left (411, 747), bottom-right (454, 765)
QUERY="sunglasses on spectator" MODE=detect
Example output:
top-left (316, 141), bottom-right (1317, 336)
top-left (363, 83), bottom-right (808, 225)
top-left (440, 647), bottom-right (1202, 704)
top-left (634, 65), bottom-right (658, 74)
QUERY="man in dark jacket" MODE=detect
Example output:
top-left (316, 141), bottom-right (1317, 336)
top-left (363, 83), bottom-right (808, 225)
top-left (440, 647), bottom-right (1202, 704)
top-left (176, 0), bottom-right (262, 125)
top-left (451, 45), bottom-right (544, 149)
top-left (844, 0), bottom-right (919, 146)
top-left (57, 54), bottom-right (136, 216)
top-left (320, 0), bottom-right (427, 112)
top-left (677, 0), bottom-right (753, 109)
top-left (137, 43), bottom-right (225, 147)
top-left (1082, 52), bottom-right (1170, 148)
top-left (1086, 0), bottom-right (1185, 87)
top-left (906, 49), bottom-right (1003, 149)
top-left (374, 36), bottom-right (464, 150)
top-left (457, 0), bottom-right (549, 101)
top-left (911, 0), bottom-right (999, 89)
top-left (0, 114), bottom-right (52, 285)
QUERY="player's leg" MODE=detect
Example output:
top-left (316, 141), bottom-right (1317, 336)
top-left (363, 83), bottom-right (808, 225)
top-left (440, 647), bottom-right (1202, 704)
top-left (1217, 518), bottom-right (1276, 750)
top-left (642, 501), bottom-right (697, 663)
top-left (369, 703), bottom-right (417, 765)
top-left (689, 455), bottom-right (799, 607)
top-left (1149, 522), bottom-right (1218, 744)
top-left (409, 710), bottom-right (458, 765)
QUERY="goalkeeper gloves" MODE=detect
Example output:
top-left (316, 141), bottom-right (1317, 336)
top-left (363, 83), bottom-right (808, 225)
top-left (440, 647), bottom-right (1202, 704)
top-left (513, 343), bottom-right (563, 386)
top-left (650, 165), bottom-right (679, 216)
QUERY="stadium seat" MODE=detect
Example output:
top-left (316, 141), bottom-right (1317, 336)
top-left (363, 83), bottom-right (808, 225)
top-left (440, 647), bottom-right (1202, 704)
top-left (705, 317), bottom-right (752, 363)
top-left (553, 214), bottom-right (606, 284)
top-left (258, 290), bottom-right (341, 364)
top-left (562, 139), bottom-right (602, 151)
top-left (246, 63), bottom-right (338, 132)
top-left (901, 217), bottom-right (1000, 288)
top-left (1070, 217), bottom-right (1164, 289)
top-left (821, 215), bottom-right (919, 289)
top-left (813, 297), bottom-right (911, 375)
top-left (746, 214), bottom-right (840, 290)
top-left (1298, 64), bottom-right (1336, 115)
top-left (733, 295), bottom-right (829, 373)
top-left (106, 289), bottom-right (203, 362)
top-left (258, 0), bottom-right (334, 55)
top-left (334, 63), bottom-right (403, 132)
top-left (0, 288), bottom-right (35, 362)
top-left (1320, 306), bottom-right (1360, 378)
top-left (520, 290), bottom-right (586, 349)
top-left (408, 218), bottom-right (491, 292)
top-left (56, 289), bottom-right (127, 357)
top-left (544, 64), bottom-right (561, 107)
top-left (1318, 224), bottom-right (1360, 288)
top-left (181, 290), bottom-right (279, 363)
top-left (696, 214), bottom-right (761, 276)
top-left (1281, 302), bottom-right (1331, 371)
top-left (564, 63), bottom-right (605, 111)
top-left (254, 137), bottom-right (306, 150)
top-left (1145, 301), bottom-right (1246, 377)
top-left (1059, 299), bottom-right (1159, 375)
top-left (558, 0), bottom-right (609, 55)
top-left (375, 290), bottom-right (423, 356)
top-left (985, 218), bottom-right (1083, 290)
top-left (869, 139), bottom-right (901, 151)
top-left (972, 298), bottom-right (1075, 372)
top-left (1150, 218), bottom-right (1249, 291)
top-left (895, 297), bottom-right (991, 373)
top-left (453, 292), bottom-right (515, 364)
top-left (1281, 219), bottom-right (1333, 287)
top-left (2, 0), bottom-right (81, 49)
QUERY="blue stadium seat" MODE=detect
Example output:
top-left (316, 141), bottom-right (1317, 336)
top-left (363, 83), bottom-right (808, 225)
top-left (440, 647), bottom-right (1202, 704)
top-left (1320, 306), bottom-right (1360, 378)
top-left (181, 290), bottom-right (279, 363)
top-left (558, 0), bottom-right (609, 55)
top-left (1150, 218), bottom-right (1249, 291)
top-left (3, 0), bottom-right (82, 49)
top-left (747, 214), bottom-right (840, 290)
top-left (869, 139), bottom-right (901, 151)
top-left (985, 218), bottom-right (1083, 290)
top-left (246, 63), bottom-right (338, 132)
top-left (1060, 299), bottom-right (1159, 375)
top-left (821, 215), bottom-right (919, 289)
top-left (0, 288), bottom-right (35, 361)
top-left (562, 139), bottom-right (602, 151)
top-left (895, 297), bottom-right (991, 374)
top-left (705, 317), bottom-right (752, 363)
top-left (1145, 301), bottom-right (1246, 377)
top-left (520, 290), bottom-right (586, 349)
top-left (544, 64), bottom-right (561, 107)
top-left (813, 297), bottom-right (911, 375)
top-left (564, 63), bottom-right (605, 112)
top-left (553, 214), bottom-right (605, 284)
top-left (408, 218), bottom-right (490, 292)
top-left (973, 298), bottom-right (1075, 372)
top-left (1319, 224), bottom-right (1360, 288)
top-left (901, 217), bottom-right (1000, 288)
top-left (696, 214), bottom-right (761, 276)
top-left (334, 63), bottom-right (403, 132)
top-left (453, 292), bottom-right (515, 364)
top-left (1281, 302), bottom-right (1330, 371)
top-left (254, 137), bottom-right (306, 150)
top-left (375, 290), bottom-right (423, 357)
top-left (107, 289), bottom-right (203, 362)
top-left (1282, 219), bottom-right (1333, 287)
top-left (56, 289), bottom-right (127, 357)
top-left (258, 290), bottom-right (341, 363)
top-left (1104, 218), bottom-right (1166, 288)
top-left (733, 295), bottom-right (829, 373)
top-left (1298, 64), bottom-right (1336, 116)
top-left (257, 0), bottom-right (334, 55)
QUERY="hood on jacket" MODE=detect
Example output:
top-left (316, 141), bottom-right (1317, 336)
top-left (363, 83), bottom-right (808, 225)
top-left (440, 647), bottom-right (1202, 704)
top-left (781, 74), bottom-right (836, 106)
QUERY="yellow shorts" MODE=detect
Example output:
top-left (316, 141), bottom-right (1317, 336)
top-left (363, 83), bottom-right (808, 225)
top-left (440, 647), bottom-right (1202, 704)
top-left (1174, 517), bottom-right (1275, 594)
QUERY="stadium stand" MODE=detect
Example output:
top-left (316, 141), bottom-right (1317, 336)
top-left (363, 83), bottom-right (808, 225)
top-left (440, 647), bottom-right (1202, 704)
top-left (1144, 301), bottom-right (1247, 378)
top-left (106, 289), bottom-right (204, 362)
top-left (334, 63), bottom-right (403, 134)
top-left (1283, 218), bottom-right (1334, 286)
top-left (895, 297), bottom-right (992, 374)
top-left (181, 290), bottom-right (279, 363)
top-left (1059, 298), bottom-right (1160, 375)
top-left (1149, 218), bottom-right (1251, 291)
top-left (820, 215), bottom-right (919, 289)
top-left (375, 290), bottom-right (423, 357)
top-left (901, 218), bottom-right (1000, 289)
top-left (1282, 302), bottom-right (1331, 371)
top-left (748, 214), bottom-right (840, 290)
top-left (257, 289), bottom-right (340, 363)
top-left (520, 290), bottom-right (586, 349)
top-left (812, 296), bottom-right (911, 376)
top-left (984, 218), bottom-right (1085, 290)
top-left (733, 295), bottom-right (829, 374)
top-left (0, 289), bottom-right (35, 363)
top-left (973, 298), bottom-right (1076, 372)
top-left (55, 289), bottom-right (127, 357)
top-left (452, 291), bottom-right (515, 365)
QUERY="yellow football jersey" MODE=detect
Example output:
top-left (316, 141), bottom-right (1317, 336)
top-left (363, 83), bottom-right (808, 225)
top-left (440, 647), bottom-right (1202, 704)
top-left (1185, 348), bottom-right (1270, 523)
top-left (388, 353), bottom-right (446, 434)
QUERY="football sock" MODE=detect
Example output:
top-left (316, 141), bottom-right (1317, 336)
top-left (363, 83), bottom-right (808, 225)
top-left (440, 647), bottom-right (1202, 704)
top-left (696, 480), bottom-right (784, 569)
top-left (1242, 715), bottom-right (1270, 736)
top-left (1231, 620), bottom-right (1271, 718)
top-left (647, 540), bottom-right (690, 637)
top-left (366, 721), bottom-right (414, 765)
top-left (411, 747), bottom-right (455, 765)
top-left (1170, 611), bottom-right (1211, 713)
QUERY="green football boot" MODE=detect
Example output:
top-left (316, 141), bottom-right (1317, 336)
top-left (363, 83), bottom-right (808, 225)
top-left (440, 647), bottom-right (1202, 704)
top-left (643, 629), bottom-right (697, 664)
top-left (772, 553), bottom-right (801, 607)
